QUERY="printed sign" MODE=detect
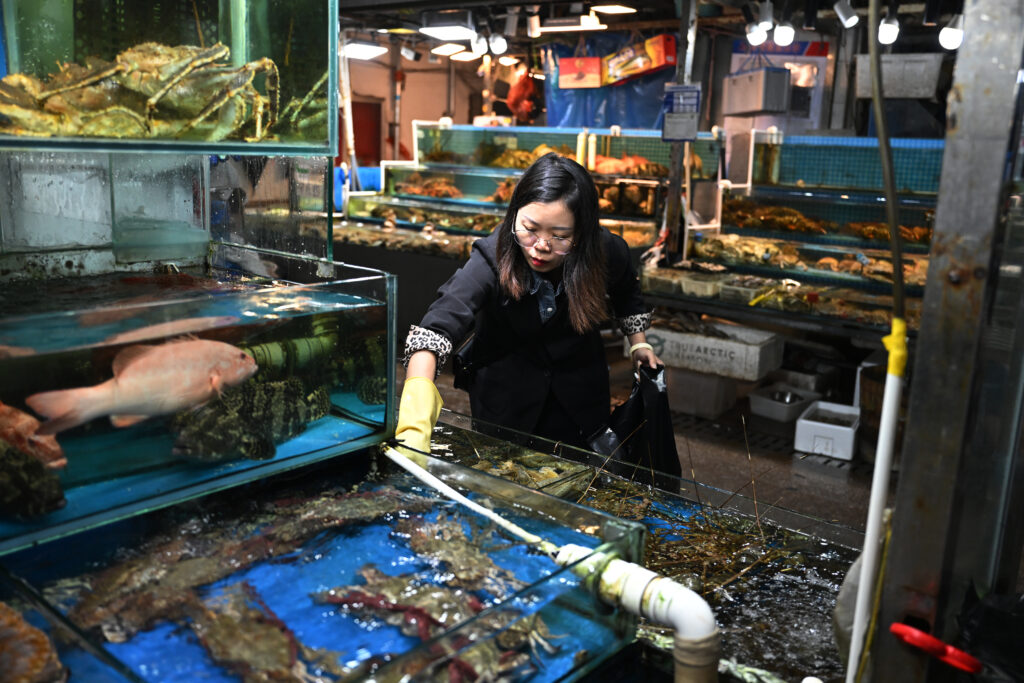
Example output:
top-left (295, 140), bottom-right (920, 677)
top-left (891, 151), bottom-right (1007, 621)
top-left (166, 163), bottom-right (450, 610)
top-left (558, 56), bottom-right (602, 89)
top-left (662, 83), bottom-right (701, 142)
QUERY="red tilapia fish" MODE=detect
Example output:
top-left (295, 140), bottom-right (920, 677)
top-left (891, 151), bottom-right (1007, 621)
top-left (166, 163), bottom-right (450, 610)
top-left (26, 339), bottom-right (258, 434)
top-left (0, 400), bottom-right (66, 469)
top-left (103, 316), bottom-right (239, 345)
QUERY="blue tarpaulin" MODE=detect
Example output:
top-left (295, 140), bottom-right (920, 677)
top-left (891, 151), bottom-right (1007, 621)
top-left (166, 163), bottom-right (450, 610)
top-left (539, 33), bottom-right (678, 130)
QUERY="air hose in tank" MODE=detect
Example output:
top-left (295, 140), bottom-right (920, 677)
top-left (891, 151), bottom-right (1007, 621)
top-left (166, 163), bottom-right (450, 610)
top-left (382, 445), bottom-right (721, 682)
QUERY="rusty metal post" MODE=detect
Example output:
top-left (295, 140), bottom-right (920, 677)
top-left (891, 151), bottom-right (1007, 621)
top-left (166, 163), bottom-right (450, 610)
top-left (868, 0), bottom-right (1024, 679)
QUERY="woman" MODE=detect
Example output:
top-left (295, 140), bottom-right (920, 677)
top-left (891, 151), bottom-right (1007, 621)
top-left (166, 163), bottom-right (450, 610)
top-left (395, 153), bottom-right (659, 465)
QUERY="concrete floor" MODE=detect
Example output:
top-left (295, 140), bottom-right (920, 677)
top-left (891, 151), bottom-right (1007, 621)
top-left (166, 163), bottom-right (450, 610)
top-left (401, 344), bottom-right (882, 540)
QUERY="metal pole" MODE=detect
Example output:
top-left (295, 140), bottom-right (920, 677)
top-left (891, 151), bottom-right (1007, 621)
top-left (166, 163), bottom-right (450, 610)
top-left (665, 0), bottom-right (696, 257)
top-left (339, 34), bottom-right (361, 191)
top-left (390, 42), bottom-right (401, 160)
top-left (869, 0), bottom-right (1024, 679)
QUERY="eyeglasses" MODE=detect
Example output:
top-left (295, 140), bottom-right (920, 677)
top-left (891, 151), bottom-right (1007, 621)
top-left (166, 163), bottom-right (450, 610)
top-left (512, 227), bottom-right (573, 255)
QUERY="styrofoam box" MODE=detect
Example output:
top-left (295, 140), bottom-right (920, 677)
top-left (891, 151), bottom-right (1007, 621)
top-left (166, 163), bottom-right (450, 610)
top-left (749, 382), bottom-right (821, 422)
top-left (640, 322), bottom-right (783, 381)
top-left (794, 401), bottom-right (860, 461)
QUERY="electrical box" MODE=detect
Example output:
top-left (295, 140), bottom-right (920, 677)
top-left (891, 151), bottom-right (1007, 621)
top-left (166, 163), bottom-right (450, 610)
top-left (723, 67), bottom-right (791, 116)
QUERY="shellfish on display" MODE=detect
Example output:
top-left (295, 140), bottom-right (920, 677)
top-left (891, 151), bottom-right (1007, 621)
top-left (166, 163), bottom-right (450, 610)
top-left (0, 601), bottom-right (67, 683)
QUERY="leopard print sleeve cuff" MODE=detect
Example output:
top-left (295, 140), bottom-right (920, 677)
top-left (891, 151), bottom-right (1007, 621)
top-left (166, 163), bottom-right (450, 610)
top-left (617, 311), bottom-right (652, 336)
top-left (403, 325), bottom-right (453, 373)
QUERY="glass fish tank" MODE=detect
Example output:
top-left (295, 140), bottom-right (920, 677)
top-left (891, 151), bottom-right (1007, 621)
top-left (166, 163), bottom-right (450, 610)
top-left (0, 246), bottom-right (395, 554)
top-left (0, 452), bottom-right (645, 682)
top-left (0, 0), bottom-right (337, 154)
top-left (750, 135), bottom-right (943, 194)
top-left (434, 411), bottom-right (862, 683)
top-left (0, 573), bottom-right (138, 682)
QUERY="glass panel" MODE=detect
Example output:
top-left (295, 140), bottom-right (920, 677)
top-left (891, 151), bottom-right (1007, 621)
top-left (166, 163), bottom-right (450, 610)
top-left (0, 455), bottom-right (643, 681)
top-left (0, 0), bottom-right (337, 154)
top-left (210, 156), bottom-right (334, 260)
top-left (434, 410), bottom-right (862, 681)
top-left (0, 252), bottom-right (395, 553)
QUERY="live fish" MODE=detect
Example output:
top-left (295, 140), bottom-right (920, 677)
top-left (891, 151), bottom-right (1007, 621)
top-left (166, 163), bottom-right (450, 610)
top-left (0, 441), bottom-right (65, 518)
top-left (171, 379), bottom-right (330, 462)
top-left (103, 315), bottom-right (238, 345)
top-left (26, 339), bottom-right (258, 434)
top-left (0, 400), bottom-right (66, 469)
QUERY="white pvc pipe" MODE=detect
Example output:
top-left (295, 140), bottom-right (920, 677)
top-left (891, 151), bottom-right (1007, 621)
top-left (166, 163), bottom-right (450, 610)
top-left (386, 450), bottom-right (719, 681)
top-left (557, 544), bottom-right (716, 639)
top-left (845, 372), bottom-right (902, 682)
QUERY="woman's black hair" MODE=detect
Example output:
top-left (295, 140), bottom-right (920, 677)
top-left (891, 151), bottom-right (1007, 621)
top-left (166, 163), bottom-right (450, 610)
top-left (496, 153), bottom-right (608, 333)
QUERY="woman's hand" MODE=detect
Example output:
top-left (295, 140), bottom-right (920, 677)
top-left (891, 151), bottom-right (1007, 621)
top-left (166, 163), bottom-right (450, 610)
top-left (632, 345), bottom-right (661, 369)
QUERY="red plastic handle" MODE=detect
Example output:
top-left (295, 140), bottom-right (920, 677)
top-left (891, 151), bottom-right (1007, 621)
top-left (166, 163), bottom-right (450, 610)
top-left (889, 623), bottom-right (983, 674)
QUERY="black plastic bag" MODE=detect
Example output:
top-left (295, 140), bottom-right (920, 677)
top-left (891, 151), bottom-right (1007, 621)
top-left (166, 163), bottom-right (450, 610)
top-left (589, 364), bottom-right (681, 488)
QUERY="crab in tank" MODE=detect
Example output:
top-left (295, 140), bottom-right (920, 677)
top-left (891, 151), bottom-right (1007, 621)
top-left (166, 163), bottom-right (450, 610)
top-left (313, 565), bottom-right (560, 682)
top-left (29, 42), bottom-right (279, 141)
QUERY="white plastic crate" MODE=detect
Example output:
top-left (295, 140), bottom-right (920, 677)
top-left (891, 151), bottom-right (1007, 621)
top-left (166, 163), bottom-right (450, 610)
top-left (794, 401), bottom-right (860, 461)
top-left (642, 322), bottom-right (783, 381)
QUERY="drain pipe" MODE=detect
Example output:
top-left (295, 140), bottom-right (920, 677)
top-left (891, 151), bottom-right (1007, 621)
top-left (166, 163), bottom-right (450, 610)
top-left (557, 544), bottom-right (720, 683)
top-left (383, 448), bottom-right (720, 682)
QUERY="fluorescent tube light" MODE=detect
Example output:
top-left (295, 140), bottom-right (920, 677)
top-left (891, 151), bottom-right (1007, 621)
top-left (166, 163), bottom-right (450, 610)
top-left (498, 55), bottom-right (520, 66)
top-left (343, 41), bottom-right (389, 60)
top-left (419, 9), bottom-right (478, 41)
top-left (591, 4), bottom-right (637, 13)
top-left (537, 11), bottom-right (607, 32)
top-left (431, 43), bottom-right (466, 56)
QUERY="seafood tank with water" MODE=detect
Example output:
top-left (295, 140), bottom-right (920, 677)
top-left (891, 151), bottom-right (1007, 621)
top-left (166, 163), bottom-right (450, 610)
top-left (0, 0), bottom-right (337, 154)
top-left (0, 446), bottom-right (646, 682)
top-left (434, 411), bottom-right (863, 683)
top-left (0, 245), bottom-right (397, 554)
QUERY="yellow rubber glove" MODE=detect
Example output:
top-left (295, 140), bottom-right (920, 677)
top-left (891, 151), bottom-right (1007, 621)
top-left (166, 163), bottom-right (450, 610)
top-left (394, 377), bottom-right (443, 468)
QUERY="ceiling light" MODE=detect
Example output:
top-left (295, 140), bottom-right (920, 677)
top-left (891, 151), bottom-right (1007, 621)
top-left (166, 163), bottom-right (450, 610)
top-left (938, 13), bottom-right (964, 50)
top-left (803, 0), bottom-right (818, 29)
top-left (431, 42), bottom-right (466, 56)
top-left (419, 9), bottom-right (477, 42)
top-left (504, 8), bottom-right (520, 36)
top-left (470, 34), bottom-right (489, 56)
top-left (833, 0), bottom-right (858, 28)
top-left (758, 1), bottom-right (775, 30)
top-left (498, 55), bottom-right (520, 66)
top-left (527, 12), bottom-right (541, 38)
top-left (531, 72), bottom-right (546, 80)
top-left (591, 4), bottom-right (638, 13)
top-left (878, 13), bottom-right (899, 44)
top-left (537, 11), bottom-right (608, 32)
top-left (489, 34), bottom-right (508, 55)
top-left (774, 21), bottom-right (796, 46)
top-left (746, 23), bottom-right (768, 45)
top-left (342, 40), bottom-right (389, 60)
top-left (450, 50), bottom-right (481, 62)
top-left (741, 3), bottom-right (768, 44)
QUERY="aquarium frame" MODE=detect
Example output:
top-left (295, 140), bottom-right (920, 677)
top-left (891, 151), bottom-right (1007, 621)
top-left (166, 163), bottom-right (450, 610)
top-left (0, 253), bottom-right (397, 557)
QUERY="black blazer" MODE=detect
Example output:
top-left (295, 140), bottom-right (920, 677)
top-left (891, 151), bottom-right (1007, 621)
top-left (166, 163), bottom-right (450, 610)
top-left (418, 229), bottom-right (646, 437)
